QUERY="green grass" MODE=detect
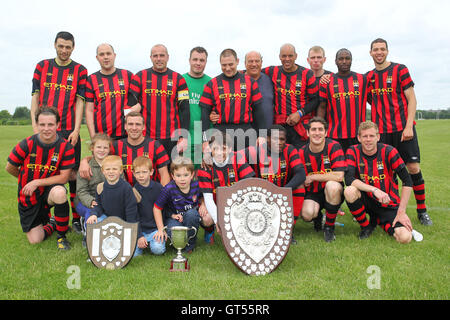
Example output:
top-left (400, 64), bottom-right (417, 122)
top-left (0, 121), bottom-right (449, 300)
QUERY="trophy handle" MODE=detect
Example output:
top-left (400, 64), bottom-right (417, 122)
top-left (187, 226), bottom-right (197, 242)
top-left (163, 226), bottom-right (173, 246)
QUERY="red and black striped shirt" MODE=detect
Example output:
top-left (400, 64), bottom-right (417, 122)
top-left (345, 143), bottom-right (405, 208)
top-left (199, 72), bottom-right (262, 131)
top-left (7, 134), bottom-right (75, 207)
top-left (263, 65), bottom-right (318, 134)
top-left (129, 68), bottom-right (189, 139)
top-left (366, 63), bottom-right (414, 133)
top-left (32, 59), bottom-right (87, 132)
top-left (239, 144), bottom-right (302, 187)
top-left (319, 72), bottom-right (368, 139)
top-left (110, 137), bottom-right (170, 186)
top-left (85, 68), bottom-right (135, 139)
top-left (198, 152), bottom-right (255, 200)
top-left (298, 139), bottom-right (347, 193)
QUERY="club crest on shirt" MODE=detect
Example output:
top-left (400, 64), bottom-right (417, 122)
top-left (353, 81), bottom-right (359, 88)
top-left (167, 80), bottom-right (173, 87)
top-left (118, 79), bottom-right (125, 86)
top-left (295, 80), bottom-right (302, 88)
top-left (377, 161), bottom-right (384, 170)
top-left (240, 84), bottom-right (247, 90)
top-left (386, 76), bottom-right (392, 84)
top-left (51, 153), bottom-right (59, 163)
top-left (323, 156), bottom-right (330, 165)
top-left (67, 74), bottom-right (73, 82)
top-left (228, 169), bottom-right (236, 180)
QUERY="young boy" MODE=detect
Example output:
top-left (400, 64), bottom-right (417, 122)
top-left (86, 155), bottom-right (138, 225)
top-left (154, 157), bottom-right (203, 252)
top-left (197, 131), bottom-right (255, 243)
top-left (132, 156), bottom-right (165, 256)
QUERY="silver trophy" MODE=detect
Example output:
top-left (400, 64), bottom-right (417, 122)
top-left (165, 226), bottom-right (197, 272)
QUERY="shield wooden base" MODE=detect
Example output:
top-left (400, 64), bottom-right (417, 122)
top-left (170, 259), bottom-right (190, 272)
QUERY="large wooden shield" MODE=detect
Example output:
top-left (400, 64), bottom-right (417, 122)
top-left (217, 178), bottom-right (294, 276)
top-left (86, 216), bottom-right (138, 270)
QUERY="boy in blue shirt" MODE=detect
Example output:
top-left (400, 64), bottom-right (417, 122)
top-left (86, 155), bottom-right (138, 225)
top-left (154, 157), bottom-right (204, 252)
top-left (132, 156), bottom-right (165, 256)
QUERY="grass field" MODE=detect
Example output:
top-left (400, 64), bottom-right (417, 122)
top-left (0, 121), bottom-right (449, 301)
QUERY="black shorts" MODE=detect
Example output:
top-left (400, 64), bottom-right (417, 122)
top-left (58, 130), bottom-right (81, 170)
top-left (305, 188), bottom-right (344, 211)
top-left (360, 193), bottom-right (403, 234)
top-left (18, 187), bottom-right (52, 232)
top-left (333, 137), bottom-right (359, 153)
top-left (380, 126), bottom-right (420, 164)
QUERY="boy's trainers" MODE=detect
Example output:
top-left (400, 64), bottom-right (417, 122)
top-left (411, 229), bottom-right (424, 242)
top-left (57, 237), bottom-right (71, 251)
top-left (204, 230), bottom-right (215, 245)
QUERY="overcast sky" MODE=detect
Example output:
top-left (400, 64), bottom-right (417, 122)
top-left (1, 0), bottom-right (449, 114)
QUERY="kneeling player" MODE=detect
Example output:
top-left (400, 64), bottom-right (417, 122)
top-left (240, 125), bottom-right (306, 243)
top-left (198, 131), bottom-right (255, 243)
top-left (298, 117), bottom-right (347, 242)
top-left (344, 121), bottom-right (413, 244)
top-left (6, 107), bottom-right (75, 250)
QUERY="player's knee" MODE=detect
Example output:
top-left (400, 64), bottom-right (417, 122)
top-left (406, 162), bottom-right (420, 175)
top-left (325, 181), bottom-right (343, 199)
top-left (344, 186), bottom-right (359, 203)
top-left (49, 186), bottom-right (68, 204)
top-left (394, 227), bottom-right (412, 244)
top-left (26, 230), bottom-right (44, 245)
top-left (300, 207), bottom-right (316, 222)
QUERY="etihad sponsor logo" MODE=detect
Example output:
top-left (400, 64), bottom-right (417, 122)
top-left (333, 90), bottom-right (360, 99)
top-left (26, 163), bottom-right (57, 172)
top-left (43, 82), bottom-right (74, 90)
top-left (360, 173), bottom-right (386, 183)
top-left (307, 168), bottom-right (332, 175)
top-left (99, 90), bottom-right (127, 99)
top-left (144, 88), bottom-right (173, 96)
top-left (277, 88), bottom-right (302, 96)
top-left (371, 87), bottom-right (393, 95)
top-left (260, 171), bottom-right (287, 180)
top-left (219, 92), bottom-right (247, 99)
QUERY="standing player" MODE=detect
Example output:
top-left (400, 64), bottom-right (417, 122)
top-left (298, 117), bottom-right (347, 242)
top-left (244, 51), bottom-right (275, 129)
top-left (183, 46), bottom-right (212, 168)
top-left (317, 49), bottom-right (368, 151)
top-left (263, 43), bottom-right (319, 148)
top-left (200, 48), bottom-right (267, 151)
top-left (367, 38), bottom-right (432, 226)
top-left (307, 46), bottom-right (331, 80)
top-left (6, 107), bottom-right (75, 250)
top-left (344, 121), bottom-right (414, 243)
top-left (30, 31), bottom-right (87, 233)
top-left (130, 44), bottom-right (190, 158)
top-left (85, 43), bottom-right (141, 140)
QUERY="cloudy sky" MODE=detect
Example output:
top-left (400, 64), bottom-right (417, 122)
top-left (1, 0), bottom-right (449, 114)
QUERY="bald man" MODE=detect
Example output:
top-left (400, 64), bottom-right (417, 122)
top-left (85, 43), bottom-right (141, 140)
top-left (130, 44), bottom-right (190, 158)
top-left (245, 51), bottom-right (274, 129)
top-left (263, 44), bottom-right (319, 148)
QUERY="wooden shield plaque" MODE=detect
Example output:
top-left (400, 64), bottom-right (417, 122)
top-left (217, 178), bottom-right (294, 276)
top-left (86, 216), bottom-right (138, 270)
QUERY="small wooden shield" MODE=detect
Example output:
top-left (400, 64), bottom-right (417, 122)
top-left (217, 178), bottom-right (294, 276)
top-left (86, 216), bottom-right (138, 270)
